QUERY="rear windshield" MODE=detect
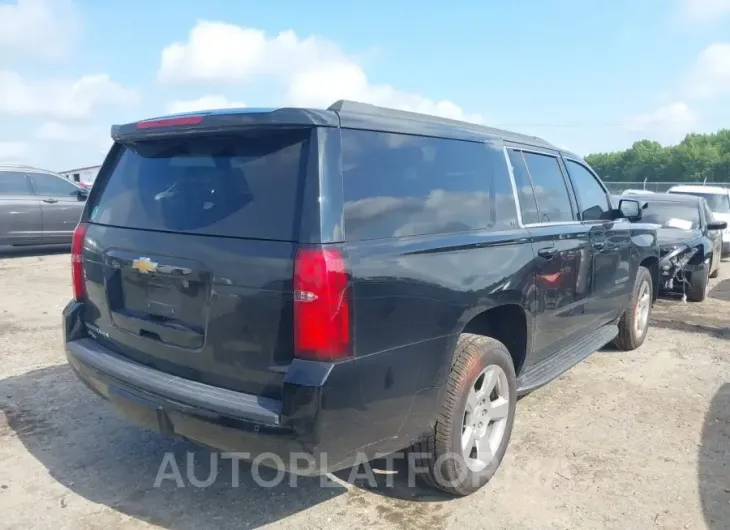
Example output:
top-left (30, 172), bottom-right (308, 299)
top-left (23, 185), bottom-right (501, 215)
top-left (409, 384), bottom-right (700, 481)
top-left (90, 131), bottom-right (310, 240)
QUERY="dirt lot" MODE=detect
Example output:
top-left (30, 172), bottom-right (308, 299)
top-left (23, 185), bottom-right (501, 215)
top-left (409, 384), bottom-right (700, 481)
top-left (1, 248), bottom-right (729, 530)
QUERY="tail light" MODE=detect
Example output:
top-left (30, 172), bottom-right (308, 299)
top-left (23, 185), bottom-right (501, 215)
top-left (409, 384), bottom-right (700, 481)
top-left (71, 223), bottom-right (88, 300)
top-left (293, 247), bottom-right (352, 361)
top-left (136, 116), bottom-right (204, 129)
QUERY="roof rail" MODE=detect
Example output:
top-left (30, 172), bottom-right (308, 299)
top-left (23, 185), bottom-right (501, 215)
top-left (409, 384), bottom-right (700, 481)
top-left (328, 99), bottom-right (468, 125)
top-left (327, 99), bottom-right (554, 150)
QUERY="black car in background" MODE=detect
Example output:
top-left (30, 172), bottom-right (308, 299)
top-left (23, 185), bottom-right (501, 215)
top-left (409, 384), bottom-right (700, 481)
top-left (617, 193), bottom-right (726, 301)
top-left (64, 101), bottom-right (659, 496)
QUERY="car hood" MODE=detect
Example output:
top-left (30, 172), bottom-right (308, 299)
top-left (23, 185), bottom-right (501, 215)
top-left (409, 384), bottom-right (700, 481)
top-left (651, 227), bottom-right (703, 249)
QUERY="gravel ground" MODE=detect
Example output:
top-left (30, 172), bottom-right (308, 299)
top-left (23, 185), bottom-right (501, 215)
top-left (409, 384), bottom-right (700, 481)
top-left (0, 248), bottom-right (729, 529)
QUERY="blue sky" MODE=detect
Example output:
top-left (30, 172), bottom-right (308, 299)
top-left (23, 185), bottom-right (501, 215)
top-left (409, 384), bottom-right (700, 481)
top-left (1, 0), bottom-right (730, 171)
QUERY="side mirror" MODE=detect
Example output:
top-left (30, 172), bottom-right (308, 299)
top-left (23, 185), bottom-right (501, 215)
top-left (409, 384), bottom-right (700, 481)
top-left (617, 199), bottom-right (642, 221)
top-left (77, 189), bottom-right (89, 201)
top-left (708, 220), bottom-right (728, 231)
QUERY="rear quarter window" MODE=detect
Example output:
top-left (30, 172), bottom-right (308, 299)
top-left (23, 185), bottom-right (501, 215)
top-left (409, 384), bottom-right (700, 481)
top-left (0, 172), bottom-right (33, 195)
top-left (341, 129), bottom-right (518, 241)
top-left (90, 131), bottom-right (310, 241)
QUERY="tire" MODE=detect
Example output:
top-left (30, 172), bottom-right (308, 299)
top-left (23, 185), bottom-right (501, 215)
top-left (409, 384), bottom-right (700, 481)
top-left (409, 334), bottom-right (516, 496)
top-left (614, 266), bottom-right (652, 351)
top-left (687, 262), bottom-right (709, 302)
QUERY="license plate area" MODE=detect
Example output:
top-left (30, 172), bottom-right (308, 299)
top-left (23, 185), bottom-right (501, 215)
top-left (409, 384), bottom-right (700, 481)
top-left (103, 250), bottom-right (210, 348)
top-left (122, 270), bottom-right (189, 320)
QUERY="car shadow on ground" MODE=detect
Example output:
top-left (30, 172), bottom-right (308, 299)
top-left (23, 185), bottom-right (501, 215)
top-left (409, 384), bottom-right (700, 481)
top-left (709, 279), bottom-right (730, 303)
top-left (0, 365), bottom-right (344, 528)
top-left (699, 383), bottom-right (730, 530)
top-left (0, 244), bottom-right (69, 259)
top-left (646, 283), bottom-right (730, 341)
top-left (0, 364), bottom-right (446, 529)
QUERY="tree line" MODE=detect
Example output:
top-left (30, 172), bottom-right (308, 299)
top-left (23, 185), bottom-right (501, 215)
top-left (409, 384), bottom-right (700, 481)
top-left (585, 129), bottom-right (730, 183)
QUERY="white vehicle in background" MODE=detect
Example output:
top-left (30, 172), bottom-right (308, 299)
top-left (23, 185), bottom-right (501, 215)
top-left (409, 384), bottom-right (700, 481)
top-left (667, 185), bottom-right (730, 256)
top-left (622, 189), bottom-right (653, 195)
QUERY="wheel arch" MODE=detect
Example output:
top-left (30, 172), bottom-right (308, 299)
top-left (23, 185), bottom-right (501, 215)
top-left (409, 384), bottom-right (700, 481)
top-left (459, 303), bottom-right (530, 377)
top-left (639, 256), bottom-right (659, 302)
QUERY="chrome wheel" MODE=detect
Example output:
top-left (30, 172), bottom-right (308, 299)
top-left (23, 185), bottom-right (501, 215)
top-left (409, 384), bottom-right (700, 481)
top-left (461, 365), bottom-right (510, 472)
top-left (634, 280), bottom-right (651, 336)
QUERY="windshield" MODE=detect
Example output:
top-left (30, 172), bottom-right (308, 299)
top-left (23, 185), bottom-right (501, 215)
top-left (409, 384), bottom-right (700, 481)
top-left (641, 201), bottom-right (701, 230)
top-left (669, 191), bottom-right (730, 213)
top-left (90, 131), bottom-right (310, 241)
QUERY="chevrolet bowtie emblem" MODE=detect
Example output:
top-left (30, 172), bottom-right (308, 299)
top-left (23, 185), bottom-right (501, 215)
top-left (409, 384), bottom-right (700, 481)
top-left (131, 257), bottom-right (158, 274)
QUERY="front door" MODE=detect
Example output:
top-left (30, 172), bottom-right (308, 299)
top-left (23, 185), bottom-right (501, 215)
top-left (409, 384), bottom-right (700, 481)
top-left (27, 172), bottom-right (86, 243)
top-left (562, 158), bottom-right (632, 323)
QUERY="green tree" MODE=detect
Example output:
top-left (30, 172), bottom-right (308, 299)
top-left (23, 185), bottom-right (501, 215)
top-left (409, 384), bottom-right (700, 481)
top-left (586, 129), bottom-right (730, 183)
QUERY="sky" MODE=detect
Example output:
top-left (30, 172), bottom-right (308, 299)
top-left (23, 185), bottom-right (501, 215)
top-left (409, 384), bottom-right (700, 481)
top-left (1, 0), bottom-right (730, 171)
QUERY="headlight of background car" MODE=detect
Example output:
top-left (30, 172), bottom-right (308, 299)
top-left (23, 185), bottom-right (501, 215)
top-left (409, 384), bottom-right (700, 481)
top-left (660, 245), bottom-right (698, 271)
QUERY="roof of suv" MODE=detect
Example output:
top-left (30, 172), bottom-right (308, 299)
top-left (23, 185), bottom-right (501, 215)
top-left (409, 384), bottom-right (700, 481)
top-left (113, 100), bottom-right (565, 154)
top-left (668, 184), bottom-right (729, 194)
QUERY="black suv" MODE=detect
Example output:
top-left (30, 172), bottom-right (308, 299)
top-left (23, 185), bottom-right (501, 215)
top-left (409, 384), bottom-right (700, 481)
top-left (64, 101), bottom-right (658, 496)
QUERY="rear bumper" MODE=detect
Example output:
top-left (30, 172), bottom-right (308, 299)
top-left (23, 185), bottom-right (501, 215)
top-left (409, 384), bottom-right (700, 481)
top-left (63, 301), bottom-right (448, 474)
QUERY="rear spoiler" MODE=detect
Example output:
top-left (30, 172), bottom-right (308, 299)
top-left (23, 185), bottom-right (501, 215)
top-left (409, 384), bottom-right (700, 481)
top-left (111, 107), bottom-right (339, 142)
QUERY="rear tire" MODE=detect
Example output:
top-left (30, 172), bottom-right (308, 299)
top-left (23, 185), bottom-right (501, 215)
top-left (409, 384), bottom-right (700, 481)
top-left (687, 262), bottom-right (709, 302)
top-left (614, 266), bottom-right (652, 351)
top-left (410, 334), bottom-right (516, 496)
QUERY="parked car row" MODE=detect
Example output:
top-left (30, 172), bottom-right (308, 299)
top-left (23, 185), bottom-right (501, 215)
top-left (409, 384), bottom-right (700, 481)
top-left (3, 102), bottom-right (721, 497)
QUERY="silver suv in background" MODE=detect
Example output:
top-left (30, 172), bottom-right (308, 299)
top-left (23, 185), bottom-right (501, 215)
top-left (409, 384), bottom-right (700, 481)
top-left (0, 165), bottom-right (88, 246)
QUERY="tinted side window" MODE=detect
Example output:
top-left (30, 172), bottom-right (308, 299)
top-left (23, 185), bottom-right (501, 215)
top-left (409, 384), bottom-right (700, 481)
top-left (342, 130), bottom-right (518, 240)
top-left (564, 159), bottom-right (611, 221)
top-left (29, 173), bottom-right (79, 197)
top-left (522, 152), bottom-right (574, 223)
top-left (0, 172), bottom-right (32, 195)
top-left (507, 149), bottom-right (539, 225)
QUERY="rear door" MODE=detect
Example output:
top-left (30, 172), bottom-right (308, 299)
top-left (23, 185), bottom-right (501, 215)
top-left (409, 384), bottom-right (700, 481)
top-left (507, 147), bottom-right (593, 362)
top-left (0, 171), bottom-right (42, 244)
top-left (563, 157), bottom-right (632, 322)
top-left (80, 129), bottom-right (313, 399)
top-left (27, 172), bottom-right (85, 243)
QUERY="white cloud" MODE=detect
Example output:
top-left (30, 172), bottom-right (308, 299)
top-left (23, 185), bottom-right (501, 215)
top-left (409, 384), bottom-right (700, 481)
top-left (0, 0), bottom-right (80, 59)
top-left (165, 95), bottom-right (247, 114)
top-left (625, 102), bottom-right (697, 145)
top-left (685, 42), bottom-right (730, 99)
top-left (679, 0), bottom-right (730, 22)
top-left (35, 121), bottom-right (104, 143)
top-left (0, 71), bottom-right (138, 119)
top-left (158, 21), bottom-right (483, 123)
top-left (0, 141), bottom-right (30, 163)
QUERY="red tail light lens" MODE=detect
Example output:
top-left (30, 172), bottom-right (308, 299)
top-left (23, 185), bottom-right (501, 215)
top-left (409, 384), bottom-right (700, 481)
top-left (136, 116), bottom-right (204, 129)
top-left (71, 223), bottom-right (88, 300)
top-left (293, 247), bottom-right (351, 361)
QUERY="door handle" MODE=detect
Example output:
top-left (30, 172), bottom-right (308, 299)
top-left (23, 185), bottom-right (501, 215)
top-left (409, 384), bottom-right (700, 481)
top-left (537, 247), bottom-right (557, 259)
top-left (42, 198), bottom-right (58, 204)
